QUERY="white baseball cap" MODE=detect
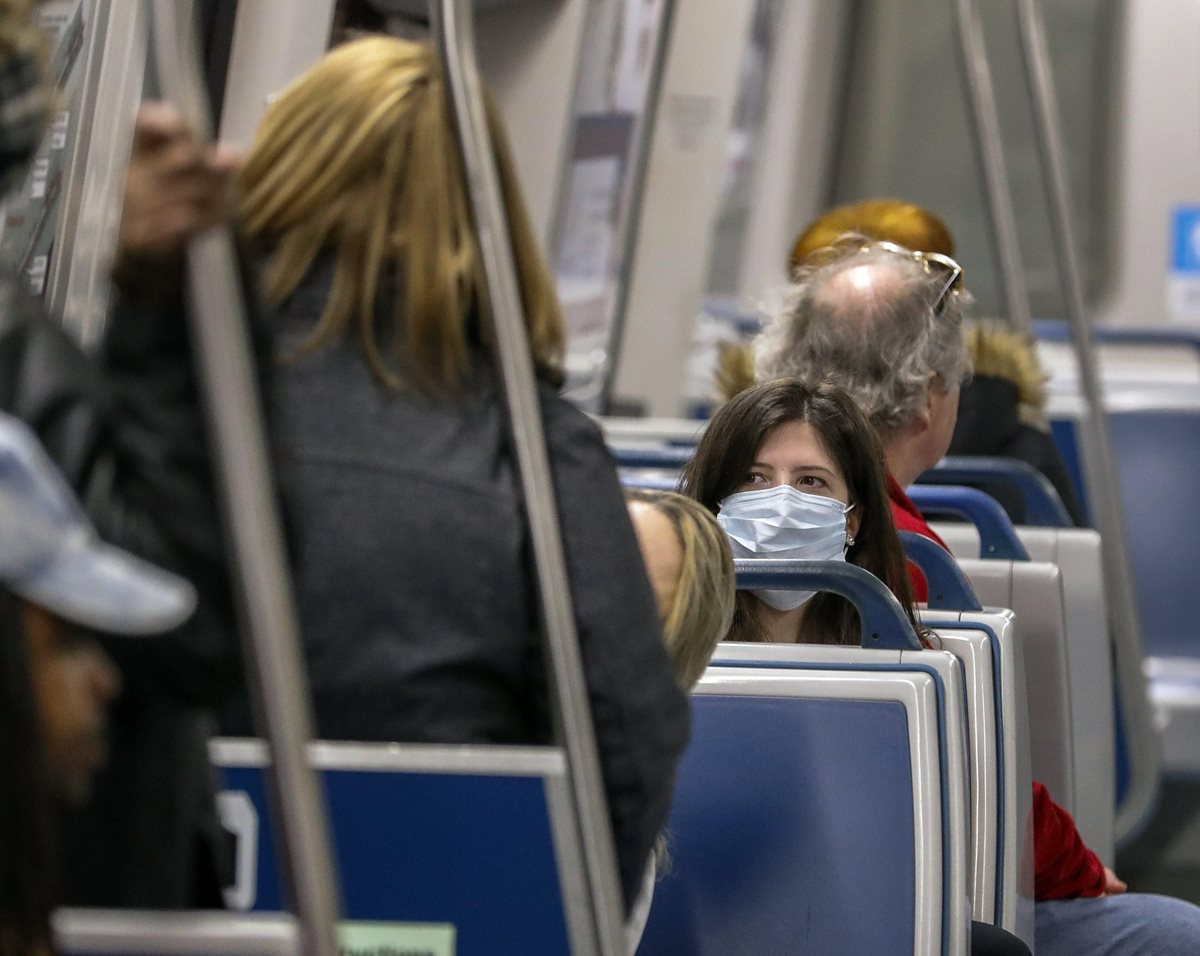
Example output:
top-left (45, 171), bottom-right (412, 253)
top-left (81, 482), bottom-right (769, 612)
top-left (0, 413), bottom-right (196, 635)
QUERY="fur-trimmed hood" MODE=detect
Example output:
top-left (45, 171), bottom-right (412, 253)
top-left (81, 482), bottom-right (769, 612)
top-left (965, 321), bottom-right (1048, 427)
top-left (714, 341), bottom-right (757, 402)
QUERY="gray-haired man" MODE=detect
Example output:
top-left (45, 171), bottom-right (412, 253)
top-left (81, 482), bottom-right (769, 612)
top-left (753, 237), bottom-right (971, 601)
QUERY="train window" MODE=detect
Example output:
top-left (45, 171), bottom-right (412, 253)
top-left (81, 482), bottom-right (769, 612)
top-left (829, 0), bottom-right (1118, 321)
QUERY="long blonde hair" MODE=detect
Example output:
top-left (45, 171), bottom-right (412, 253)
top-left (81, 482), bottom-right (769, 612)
top-left (239, 36), bottom-right (564, 394)
top-left (625, 489), bottom-right (736, 689)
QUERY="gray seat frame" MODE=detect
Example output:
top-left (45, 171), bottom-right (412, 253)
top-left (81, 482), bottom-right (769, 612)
top-left (920, 612), bottom-right (1035, 944)
top-left (935, 523), bottom-right (1115, 862)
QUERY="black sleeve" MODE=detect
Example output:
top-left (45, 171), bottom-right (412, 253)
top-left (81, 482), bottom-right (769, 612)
top-left (0, 270), bottom-right (242, 705)
top-left (542, 393), bottom-right (691, 912)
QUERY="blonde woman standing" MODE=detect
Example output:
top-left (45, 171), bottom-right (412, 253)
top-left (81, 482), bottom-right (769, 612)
top-left (238, 36), bottom-right (688, 912)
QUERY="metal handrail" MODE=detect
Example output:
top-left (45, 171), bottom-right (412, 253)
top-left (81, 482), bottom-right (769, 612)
top-left (147, 4), bottom-right (342, 954)
top-left (733, 559), bottom-right (925, 650)
top-left (1013, 0), bottom-right (1159, 840)
top-left (429, 1), bottom-right (625, 952)
top-left (951, 0), bottom-right (1034, 338)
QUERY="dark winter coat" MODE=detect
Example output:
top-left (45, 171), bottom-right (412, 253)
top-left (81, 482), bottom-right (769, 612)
top-left (0, 262), bottom-right (238, 907)
top-left (271, 260), bottom-right (690, 910)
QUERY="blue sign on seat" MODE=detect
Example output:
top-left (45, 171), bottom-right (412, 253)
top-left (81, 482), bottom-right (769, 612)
top-left (213, 741), bottom-right (580, 956)
top-left (638, 683), bottom-right (933, 955)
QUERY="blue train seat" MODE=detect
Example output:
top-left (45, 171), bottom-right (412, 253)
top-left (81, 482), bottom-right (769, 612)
top-left (899, 530), bottom-right (1036, 938)
top-left (906, 486), bottom-right (1030, 561)
top-left (917, 456), bottom-right (1074, 527)
top-left (898, 486), bottom-right (1076, 836)
top-left (611, 445), bottom-right (693, 470)
top-left (55, 910), bottom-right (299, 956)
top-left (1108, 407), bottom-right (1200, 661)
top-left (946, 559), bottom-right (1074, 818)
top-left (637, 654), bottom-right (972, 956)
top-left (211, 741), bottom-right (584, 955)
top-left (1045, 398), bottom-right (1170, 840)
top-left (600, 417), bottom-right (706, 447)
top-left (935, 522), bottom-right (1115, 862)
top-left (617, 469), bottom-right (677, 492)
top-left (637, 561), bottom-right (972, 954)
top-left (1038, 328), bottom-right (1196, 837)
top-left (923, 610), bottom-right (1036, 941)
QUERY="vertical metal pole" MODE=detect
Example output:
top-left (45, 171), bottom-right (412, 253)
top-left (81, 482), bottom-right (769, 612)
top-left (430, 1), bottom-right (626, 952)
top-left (1014, 0), bottom-right (1159, 838)
top-left (147, 3), bottom-right (342, 953)
top-left (950, 0), bottom-right (1034, 337)
top-left (57, 0), bottom-right (149, 349)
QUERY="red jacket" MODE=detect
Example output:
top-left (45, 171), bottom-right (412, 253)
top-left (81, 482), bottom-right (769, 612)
top-left (886, 474), bottom-right (946, 602)
top-left (886, 474), bottom-right (1107, 901)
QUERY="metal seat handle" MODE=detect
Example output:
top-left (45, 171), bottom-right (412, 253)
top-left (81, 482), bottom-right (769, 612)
top-left (734, 559), bottom-right (925, 650)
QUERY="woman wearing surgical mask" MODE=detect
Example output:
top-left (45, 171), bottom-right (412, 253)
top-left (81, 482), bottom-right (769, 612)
top-left (683, 381), bottom-right (1049, 956)
top-left (681, 379), bottom-right (922, 646)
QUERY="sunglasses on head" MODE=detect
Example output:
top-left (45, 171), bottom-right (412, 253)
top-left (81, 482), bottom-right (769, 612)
top-left (838, 236), bottom-right (965, 317)
top-left (878, 240), bottom-right (964, 317)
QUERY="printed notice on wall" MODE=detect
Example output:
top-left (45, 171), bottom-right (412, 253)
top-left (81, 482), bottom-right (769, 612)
top-left (556, 155), bottom-right (621, 294)
top-left (1168, 205), bottom-right (1200, 320)
top-left (339, 920), bottom-right (455, 956)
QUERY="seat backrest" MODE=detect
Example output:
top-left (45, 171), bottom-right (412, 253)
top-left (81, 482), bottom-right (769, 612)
top-left (919, 611), bottom-right (1036, 944)
top-left (906, 486), bottom-right (1030, 560)
top-left (948, 559), bottom-right (1075, 816)
top-left (918, 456), bottom-right (1074, 527)
top-left (54, 911), bottom-right (299, 956)
top-left (211, 740), bottom-right (582, 956)
top-left (637, 651), bottom-right (971, 956)
top-left (934, 522), bottom-right (1115, 861)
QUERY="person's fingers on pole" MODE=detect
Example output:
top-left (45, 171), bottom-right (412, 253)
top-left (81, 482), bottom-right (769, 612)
top-left (131, 101), bottom-right (190, 153)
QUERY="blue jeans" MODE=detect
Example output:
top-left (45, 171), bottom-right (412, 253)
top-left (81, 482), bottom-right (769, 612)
top-left (1036, 893), bottom-right (1200, 956)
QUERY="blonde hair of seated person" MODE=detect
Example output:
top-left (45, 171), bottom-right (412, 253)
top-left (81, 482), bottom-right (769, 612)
top-left (625, 489), bottom-right (736, 688)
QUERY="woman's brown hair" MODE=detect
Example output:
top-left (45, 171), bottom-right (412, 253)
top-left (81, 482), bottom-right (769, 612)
top-left (680, 379), bottom-right (923, 646)
top-left (239, 36), bottom-right (564, 395)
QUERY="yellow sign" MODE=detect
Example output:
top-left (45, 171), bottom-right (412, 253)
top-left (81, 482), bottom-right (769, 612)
top-left (339, 921), bottom-right (455, 956)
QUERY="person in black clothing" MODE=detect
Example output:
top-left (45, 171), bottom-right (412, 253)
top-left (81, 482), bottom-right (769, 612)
top-left (949, 319), bottom-right (1086, 526)
top-left (0, 0), bottom-right (243, 906)
top-left (0, 413), bottom-right (199, 955)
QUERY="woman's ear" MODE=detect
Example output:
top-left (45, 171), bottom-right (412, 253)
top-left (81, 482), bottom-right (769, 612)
top-left (846, 507), bottom-right (862, 540)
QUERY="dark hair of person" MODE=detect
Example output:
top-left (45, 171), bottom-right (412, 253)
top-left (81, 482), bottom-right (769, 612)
top-left (0, 587), bottom-right (56, 956)
top-left (680, 379), bottom-right (927, 646)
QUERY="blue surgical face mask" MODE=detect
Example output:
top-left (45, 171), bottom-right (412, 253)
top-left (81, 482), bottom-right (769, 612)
top-left (717, 484), bottom-right (854, 611)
